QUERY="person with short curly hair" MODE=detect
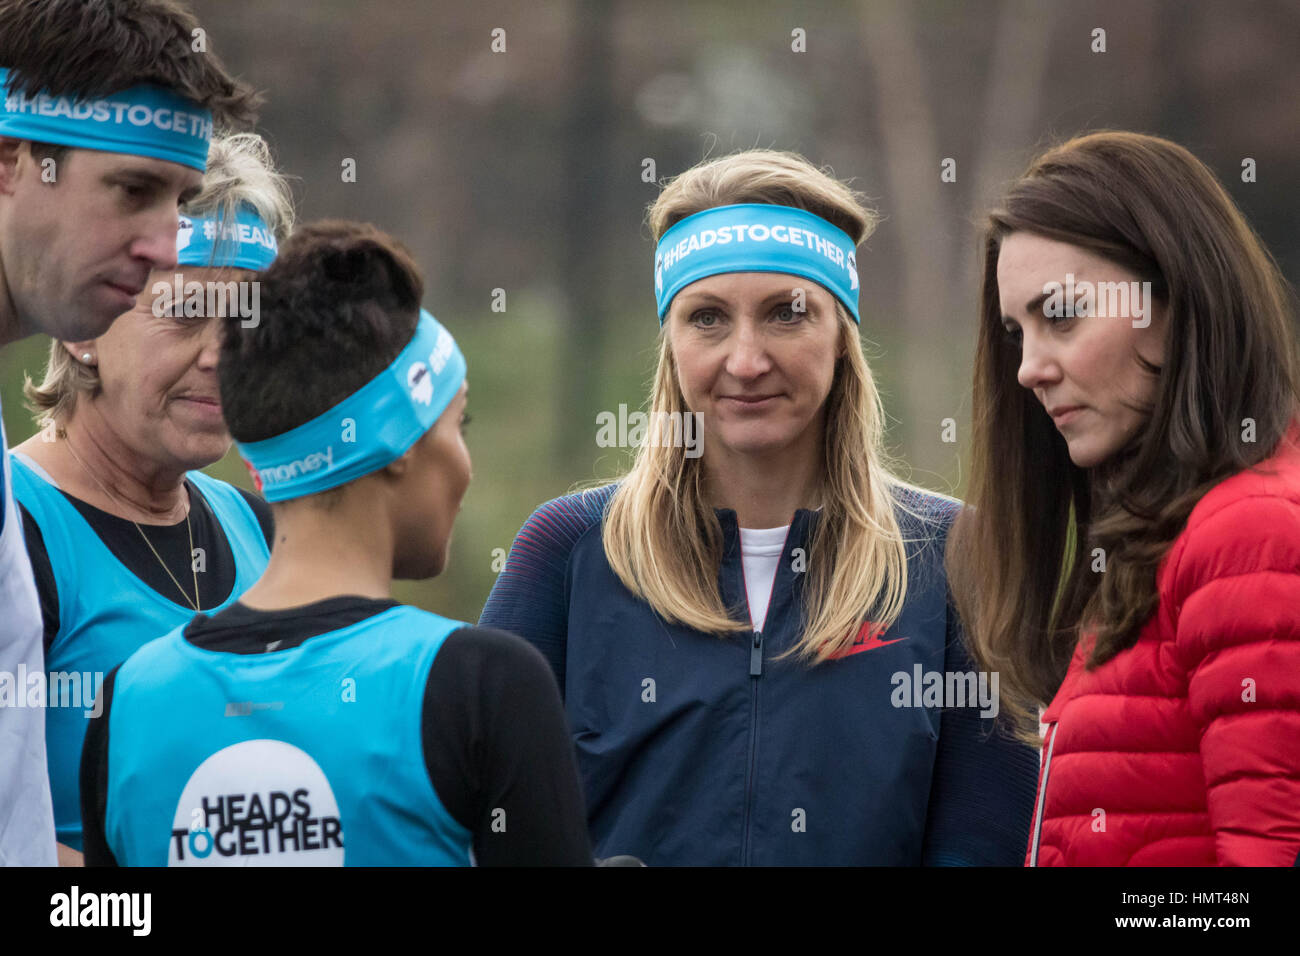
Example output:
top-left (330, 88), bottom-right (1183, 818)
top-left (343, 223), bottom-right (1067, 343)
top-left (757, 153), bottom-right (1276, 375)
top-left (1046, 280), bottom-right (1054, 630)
top-left (81, 221), bottom-right (593, 867)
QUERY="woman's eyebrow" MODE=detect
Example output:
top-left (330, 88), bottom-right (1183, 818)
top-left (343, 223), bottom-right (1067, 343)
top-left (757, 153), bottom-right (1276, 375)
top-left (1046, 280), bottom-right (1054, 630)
top-left (1002, 290), bottom-right (1052, 323)
top-left (679, 289), bottom-right (805, 308)
top-left (762, 288), bottom-right (808, 304)
top-left (1023, 290), bottom-right (1051, 314)
top-left (677, 292), bottom-right (728, 307)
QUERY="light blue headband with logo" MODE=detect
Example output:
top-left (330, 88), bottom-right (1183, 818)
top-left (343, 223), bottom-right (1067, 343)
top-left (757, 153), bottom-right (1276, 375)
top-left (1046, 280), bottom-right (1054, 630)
top-left (177, 206), bottom-right (278, 271)
top-left (0, 67), bottom-right (212, 172)
top-left (237, 310), bottom-right (467, 502)
top-left (654, 203), bottom-right (860, 324)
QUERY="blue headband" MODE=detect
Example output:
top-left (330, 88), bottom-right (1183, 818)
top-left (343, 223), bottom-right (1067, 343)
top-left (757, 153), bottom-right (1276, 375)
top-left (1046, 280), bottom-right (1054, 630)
top-left (237, 310), bottom-right (467, 502)
top-left (654, 203), bottom-right (860, 324)
top-left (177, 206), bottom-right (278, 271)
top-left (0, 68), bottom-right (212, 172)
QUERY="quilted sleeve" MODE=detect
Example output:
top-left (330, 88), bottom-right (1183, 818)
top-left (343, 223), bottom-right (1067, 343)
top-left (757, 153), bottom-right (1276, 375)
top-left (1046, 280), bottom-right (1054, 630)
top-left (478, 485), bottom-right (615, 699)
top-left (1172, 494), bottom-right (1300, 866)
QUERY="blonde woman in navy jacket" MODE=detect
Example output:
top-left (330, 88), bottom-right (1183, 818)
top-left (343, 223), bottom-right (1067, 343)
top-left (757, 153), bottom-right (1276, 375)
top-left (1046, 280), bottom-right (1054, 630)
top-left (482, 149), bottom-right (1039, 866)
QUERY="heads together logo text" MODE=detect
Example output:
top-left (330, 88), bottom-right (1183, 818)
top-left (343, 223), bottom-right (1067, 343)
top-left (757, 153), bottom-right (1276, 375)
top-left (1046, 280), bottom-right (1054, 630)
top-left (169, 740), bottom-right (344, 865)
top-left (658, 219), bottom-right (851, 280)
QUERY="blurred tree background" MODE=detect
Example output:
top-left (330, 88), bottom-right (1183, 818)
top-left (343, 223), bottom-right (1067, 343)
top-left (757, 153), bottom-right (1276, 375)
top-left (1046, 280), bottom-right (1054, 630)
top-left (3, 0), bottom-right (1296, 623)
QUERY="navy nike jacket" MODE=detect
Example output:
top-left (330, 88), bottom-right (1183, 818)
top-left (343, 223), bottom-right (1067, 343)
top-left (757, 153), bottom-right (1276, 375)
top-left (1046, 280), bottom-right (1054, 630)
top-left (480, 483), bottom-right (1038, 865)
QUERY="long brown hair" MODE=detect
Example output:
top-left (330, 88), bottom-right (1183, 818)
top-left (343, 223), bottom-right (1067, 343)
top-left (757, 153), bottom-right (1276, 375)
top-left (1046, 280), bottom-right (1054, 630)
top-left (947, 131), bottom-right (1300, 732)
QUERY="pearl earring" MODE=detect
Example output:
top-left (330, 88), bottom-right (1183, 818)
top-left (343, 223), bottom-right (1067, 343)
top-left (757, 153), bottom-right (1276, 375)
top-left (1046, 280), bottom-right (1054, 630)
top-left (81, 352), bottom-right (93, 363)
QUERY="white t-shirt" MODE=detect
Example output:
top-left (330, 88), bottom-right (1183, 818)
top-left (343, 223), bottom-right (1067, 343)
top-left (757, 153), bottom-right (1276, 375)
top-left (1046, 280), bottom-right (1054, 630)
top-left (738, 524), bottom-right (791, 632)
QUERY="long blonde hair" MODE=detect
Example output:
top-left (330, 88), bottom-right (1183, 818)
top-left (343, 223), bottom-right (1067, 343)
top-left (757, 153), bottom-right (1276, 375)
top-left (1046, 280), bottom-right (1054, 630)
top-left (602, 149), bottom-right (930, 663)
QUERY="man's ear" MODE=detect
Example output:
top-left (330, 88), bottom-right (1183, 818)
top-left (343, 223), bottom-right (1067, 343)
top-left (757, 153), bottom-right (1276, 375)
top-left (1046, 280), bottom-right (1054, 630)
top-left (0, 137), bottom-right (27, 196)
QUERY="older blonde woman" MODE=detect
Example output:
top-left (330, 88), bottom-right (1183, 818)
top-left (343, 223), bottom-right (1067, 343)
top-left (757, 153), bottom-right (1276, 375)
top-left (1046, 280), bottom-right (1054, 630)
top-left (481, 149), bottom-right (1039, 865)
top-left (9, 131), bottom-right (293, 863)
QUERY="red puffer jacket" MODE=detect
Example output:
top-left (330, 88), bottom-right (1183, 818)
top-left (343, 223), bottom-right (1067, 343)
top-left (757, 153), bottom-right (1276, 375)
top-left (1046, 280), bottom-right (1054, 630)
top-left (1028, 422), bottom-right (1300, 866)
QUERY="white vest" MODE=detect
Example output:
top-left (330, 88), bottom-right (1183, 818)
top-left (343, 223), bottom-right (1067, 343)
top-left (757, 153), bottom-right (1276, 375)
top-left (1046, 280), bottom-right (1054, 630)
top-left (0, 407), bottom-right (57, 865)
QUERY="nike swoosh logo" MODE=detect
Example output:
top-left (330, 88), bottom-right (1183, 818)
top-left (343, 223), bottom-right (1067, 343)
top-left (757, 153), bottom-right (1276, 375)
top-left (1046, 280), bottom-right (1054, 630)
top-left (829, 621), bottom-right (909, 659)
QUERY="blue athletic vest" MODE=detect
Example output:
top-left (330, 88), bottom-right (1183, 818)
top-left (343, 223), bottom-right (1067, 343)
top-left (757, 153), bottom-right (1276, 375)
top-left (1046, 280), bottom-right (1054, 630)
top-left (104, 605), bottom-right (472, 866)
top-left (9, 454), bottom-right (269, 851)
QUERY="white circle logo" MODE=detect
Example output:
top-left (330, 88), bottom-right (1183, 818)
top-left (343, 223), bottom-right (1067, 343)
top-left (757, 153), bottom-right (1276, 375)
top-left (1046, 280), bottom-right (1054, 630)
top-left (168, 739), bottom-right (344, 866)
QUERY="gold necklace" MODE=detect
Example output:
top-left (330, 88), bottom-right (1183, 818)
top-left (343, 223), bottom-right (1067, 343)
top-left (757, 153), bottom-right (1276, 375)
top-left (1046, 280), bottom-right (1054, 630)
top-left (63, 439), bottom-right (201, 612)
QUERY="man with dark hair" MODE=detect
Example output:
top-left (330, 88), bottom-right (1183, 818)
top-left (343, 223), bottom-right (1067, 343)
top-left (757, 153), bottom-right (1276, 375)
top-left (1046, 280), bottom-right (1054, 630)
top-left (0, 0), bottom-right (257, 865)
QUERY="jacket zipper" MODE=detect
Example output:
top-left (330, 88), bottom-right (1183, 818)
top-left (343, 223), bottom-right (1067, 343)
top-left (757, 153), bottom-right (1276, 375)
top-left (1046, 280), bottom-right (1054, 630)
top-left (741, 630), bottom-right (762, 866)
top-left (736, 522), bottom-right (791, 866)
top-left (1027, 722), bottom-right (1057, 866)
